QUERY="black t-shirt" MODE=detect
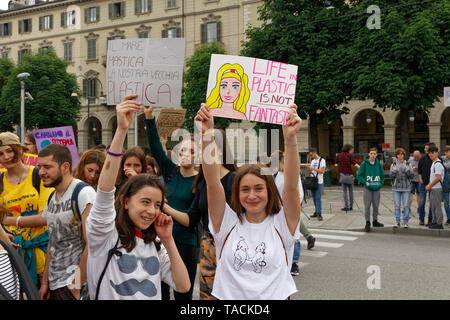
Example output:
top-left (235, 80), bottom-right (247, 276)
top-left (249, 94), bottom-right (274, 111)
top-left (418, 154), bottom-right (433, 185)
top-left (188, 171), bottom-right (236, 234)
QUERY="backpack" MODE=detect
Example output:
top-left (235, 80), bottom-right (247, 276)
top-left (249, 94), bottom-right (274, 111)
top-left (46, 181), bottom-right (90, 242)
top-left (435, 160), bottom-right (450, 193)
top-left (0, 166), bottom-right (41, 195)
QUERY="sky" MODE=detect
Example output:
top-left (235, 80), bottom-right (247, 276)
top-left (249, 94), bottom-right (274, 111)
top-left (0, 0), bottom-right (9, 11)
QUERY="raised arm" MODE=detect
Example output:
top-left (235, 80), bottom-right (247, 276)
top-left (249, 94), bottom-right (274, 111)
top-left (281, 105), bottom-right (302, 236)
top-left (195, 103), bottom-right (225, 234)
top-left (98, 94), bottom-right (142, 192)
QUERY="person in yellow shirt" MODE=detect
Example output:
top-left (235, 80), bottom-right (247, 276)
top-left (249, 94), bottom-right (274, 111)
top-left (0, 132), bottom-right (53, 289)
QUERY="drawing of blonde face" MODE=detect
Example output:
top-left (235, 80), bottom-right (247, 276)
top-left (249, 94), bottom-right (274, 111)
top-left (220, 77), bottom-right (242, 103)
top-left (206, 63), bottom-right (250, 115)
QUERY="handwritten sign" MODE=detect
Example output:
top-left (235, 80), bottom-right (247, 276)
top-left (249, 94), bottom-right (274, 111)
top-left (156, 108), bottom-right (187, 137)
top-left (206, 54), bottom-right (298, 125)
top-left (0, 153), bottom-right (38, 173)
top-left (106, 38), bottom-right (186, 108)
top-left (445, 87), bottom-right (450, 107)
top-left (33, 126), bottom-right (79, 167)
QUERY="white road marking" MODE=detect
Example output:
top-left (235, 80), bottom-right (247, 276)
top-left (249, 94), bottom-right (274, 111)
top-left (308, 228), bottom-right (366, 236)
top-left (313, 234), bottom-right (358, 241)
top-left (299, 240), bottom-right (344, 248)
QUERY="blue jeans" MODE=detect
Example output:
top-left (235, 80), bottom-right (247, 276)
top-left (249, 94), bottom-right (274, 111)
top-left (418, 183), bottom-right (432, 221)
top-left (393, 190), bottom-right (410, 224)
top-left (293, 239), bottom-right (301, 263)
top-left (311, 183), bottom-right (323, 216)
top-left (443, 191), bottom-right (450, 220)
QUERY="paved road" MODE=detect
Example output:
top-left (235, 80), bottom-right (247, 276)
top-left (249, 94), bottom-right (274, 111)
top-left (291, 229), bottom-right (450, 300)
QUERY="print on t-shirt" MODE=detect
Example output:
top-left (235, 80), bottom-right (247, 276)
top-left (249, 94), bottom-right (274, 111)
top-left (232, 236), bottom-right (267, 273)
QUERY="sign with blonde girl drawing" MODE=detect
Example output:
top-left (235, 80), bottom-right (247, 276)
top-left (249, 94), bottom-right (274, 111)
top-left (206, 54), bottom-right (298, 125)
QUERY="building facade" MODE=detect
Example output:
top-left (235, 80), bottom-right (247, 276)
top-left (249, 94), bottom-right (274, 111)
top-left (1, 0), bottom-right (447, 161)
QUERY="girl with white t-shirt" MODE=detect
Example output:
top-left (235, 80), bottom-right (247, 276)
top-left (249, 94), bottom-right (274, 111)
top-left (195, 103), bottom-right (302, 300)
top-left (86, 94), bottom-right (190, 300)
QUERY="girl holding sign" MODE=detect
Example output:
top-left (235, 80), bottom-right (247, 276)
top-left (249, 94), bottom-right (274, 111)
top-left (195, 102), bottom-right (301, 300)
top-left (206, 63), bottom-right (250, 120)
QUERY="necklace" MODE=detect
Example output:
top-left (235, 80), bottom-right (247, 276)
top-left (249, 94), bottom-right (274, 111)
top-left (7, 168), bottom-right (29, 185)
top-left (55, 178), bottom-right (74, 202)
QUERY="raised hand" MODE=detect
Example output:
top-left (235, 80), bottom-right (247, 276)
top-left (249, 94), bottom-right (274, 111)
top-left (116, 94), bottom-right (142, 130)
top-left (143, 106), bottom-right (155, 119)
top-left (194, 103), bottom-right (214, 134)
top-left (282, 104), bottom-right (302, 140)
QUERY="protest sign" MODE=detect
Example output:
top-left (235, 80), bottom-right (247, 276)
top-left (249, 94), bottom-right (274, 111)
top-left (445, 87), bottom-right (450, 107)
top-left (206, 54), bottom-right (298, 125)
top-left (33, 126), bottom-right (79, 167)
top-left (156, 108), bottom-right (187, 137)
top-left (0, 153), bottom-right (37, 173)
top-left (106, 38), bottom-right (186, 108)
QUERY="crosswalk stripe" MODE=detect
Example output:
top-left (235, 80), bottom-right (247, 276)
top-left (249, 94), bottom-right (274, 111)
top-left (308, 228), bottom-right (366, 236)
top-left (300, 250), bottom-right (328, 258)
top-left (299, 240), bottom-right (343, 248)
top-left (313, 234), bottom-right (358, 241)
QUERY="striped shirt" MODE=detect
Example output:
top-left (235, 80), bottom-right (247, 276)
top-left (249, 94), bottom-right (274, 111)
top-left (0, 250), bottom-right (20, 300)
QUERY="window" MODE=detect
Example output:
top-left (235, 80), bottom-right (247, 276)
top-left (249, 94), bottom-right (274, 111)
top-left (64, 42), bottom-right (73, 62)
top-left (18, 49), bottom-right (31, 63)
top-left (167, 0), bottom-right (177, 8)
top-left (0, 22), bottom-right (12, 36)
top-left (2, 51), bottom-right (9, 59)
top-left (87, 39), bottom-right (96, 60)
top-left (109, 2), bottom-right (126, 19)
top-left (39, 15), bottom-right (53, 30)
top-left (85, 7), bottom-right (100, 23)
top-left (38, 46), bottom-right (51, 53)
top-left (135, 0), bottom-right (152, 14)
top-left (19, 19), bottom-right (32, 33)
top-left (61, 10), bottom-right (76, 27)
top-left (201, 21), bottom-right (222, 43)
top-left (87, 78), bottom-right (98, 98)
top-left (138, 31), bottom-right (148, 38)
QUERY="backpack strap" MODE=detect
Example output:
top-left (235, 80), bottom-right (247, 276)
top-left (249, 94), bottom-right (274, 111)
top-left (69, 181), bottom-right (90, 242)
top-left (0, 239), bottom-right (40, 300)
top-left (94, 237), bottom-right (120, 300)
top-left (274, 227), bottom-right (288, 266)
top-left (0, 172), bottom-right (4, 195)
top-left (31, 166), bottom-right (41, 195)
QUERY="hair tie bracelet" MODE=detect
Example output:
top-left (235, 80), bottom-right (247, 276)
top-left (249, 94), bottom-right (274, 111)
top-left (106, 147), bottom-right (124, 157)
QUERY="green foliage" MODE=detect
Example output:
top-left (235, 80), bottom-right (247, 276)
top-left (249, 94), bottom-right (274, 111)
top-left (181, 42), bottom-right (232, 132)
top-left (0, 49), bottom-right (81, 132)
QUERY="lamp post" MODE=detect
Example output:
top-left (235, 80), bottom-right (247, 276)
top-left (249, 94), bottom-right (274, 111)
top-left (71, 75), bottom-right (105, 149)
top-left (17, 72), bottom-right (30, 144)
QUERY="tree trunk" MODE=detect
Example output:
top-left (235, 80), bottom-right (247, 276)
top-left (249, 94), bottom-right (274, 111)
top-left (399, 109), bottom-right (410, 156)
top-left (309, 113), bottom-right (318, 151)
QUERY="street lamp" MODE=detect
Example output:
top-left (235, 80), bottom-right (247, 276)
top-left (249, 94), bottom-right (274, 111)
top-left (17, 72), bottom-right (30, 144)
top-left (71, 75), bottom-right (105, 149)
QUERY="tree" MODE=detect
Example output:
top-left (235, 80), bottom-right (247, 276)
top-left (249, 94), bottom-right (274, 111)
top-left (0, 58), bottom-right (14, 94)
top-left (241, 0), bottom-right (355, 149)
top-left (349, 0), bottom-right (450, 155)
top-left (0, 49), bottom-right (81, 132)
top-left (181, 42), bottom-right (231, 132)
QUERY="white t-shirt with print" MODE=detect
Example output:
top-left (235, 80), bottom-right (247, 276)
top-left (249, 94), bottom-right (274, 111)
top-left (209, 203), bottom-right (299, 300)
top-left (86, 188), bottom-right (176, 300)
top-left (42, 178), bottom-right (96, 291)
top-left (310, 157), bottom-right (326, 184)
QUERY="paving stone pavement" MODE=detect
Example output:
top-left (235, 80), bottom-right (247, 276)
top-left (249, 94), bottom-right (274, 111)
top-left (302, 185), bottom-right (450, 237)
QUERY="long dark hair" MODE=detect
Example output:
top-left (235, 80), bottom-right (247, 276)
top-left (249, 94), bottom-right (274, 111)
top-left (116, 146), bottom-right (147, 185)
top-left (114, 174), bottom-right (165, 252)
top-left (193, 129), bottom-right (236, 193)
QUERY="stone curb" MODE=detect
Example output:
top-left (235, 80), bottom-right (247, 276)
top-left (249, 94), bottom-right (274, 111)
top-left (346, 226), bottom-right (450, 238)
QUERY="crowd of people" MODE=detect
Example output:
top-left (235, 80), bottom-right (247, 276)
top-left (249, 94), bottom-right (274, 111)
top-left (0, 96), bottom-right (310, 300)
top-left (1, 94), bottom-right (449, 300)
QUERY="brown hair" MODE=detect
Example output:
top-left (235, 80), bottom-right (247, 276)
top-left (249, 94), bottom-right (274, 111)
top-left (114, 174), bottom-right (165, 252)
top-left (342, 144), bottom-right (353, 153)
top-left (145, 155), bottom-right (161, 176)
top-left (230, 163), bottom-right (281, 222)
top-left (394, 148), bottom-right (406, 158)
top-left (6, 144), bottom-right (23, 164)
top-left (445, 145), bottom-right (450, 153)
top-left (369, 147), bottom-right (378, 153)
top-left (116, 146), bottom-right (147, 184)
top-left (73, 149), bottom-right (106, 188)
top-left (38, 144), bottom-right (73, 172)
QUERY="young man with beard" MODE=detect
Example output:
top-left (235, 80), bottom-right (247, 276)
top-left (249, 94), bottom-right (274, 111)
top-left (3, 144), bottom-right (96, 300)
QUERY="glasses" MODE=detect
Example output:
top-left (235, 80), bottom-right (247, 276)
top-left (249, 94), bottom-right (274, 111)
top-left (116, 253), bottom-right (160, 275)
